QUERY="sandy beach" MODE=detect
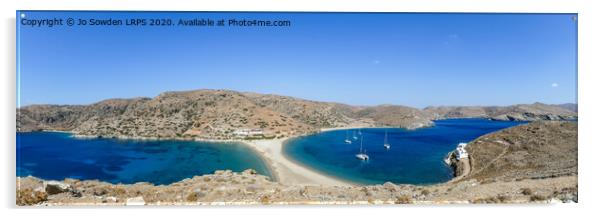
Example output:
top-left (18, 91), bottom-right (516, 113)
top-left (243, 137), bottom-right (353, 187)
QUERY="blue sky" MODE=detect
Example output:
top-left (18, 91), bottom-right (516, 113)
top-left (17, 12), bottom-right (577, 108)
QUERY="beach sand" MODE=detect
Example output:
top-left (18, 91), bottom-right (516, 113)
top-left (244, 138), bottom-right (353, 187)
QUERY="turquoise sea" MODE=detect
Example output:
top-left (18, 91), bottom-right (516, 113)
top-left (17, 119), bottom-right (525, 186)
top-left (16, 132), bottom-right (274, 185)
top-left (283, 118), bottom-right (526, 185)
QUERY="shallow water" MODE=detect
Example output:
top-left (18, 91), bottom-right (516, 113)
top-left (16, 132), bottom-right (273, 185)
top-left (283, 119), bottom-right (525, 185)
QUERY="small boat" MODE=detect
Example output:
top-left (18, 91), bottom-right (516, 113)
top-left (344, 130), bottom-right (352, 144)
top-left (352, 130), bottom-right (358, 140)
top-left (355, 153), bottom-right (369, 161)
top-left (356, 136), bottom-right (369, 160)
top-left (384, 130), bottom-right (390, 150)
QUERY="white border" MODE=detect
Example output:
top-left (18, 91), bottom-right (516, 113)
top-left (2, 0), bottom-right (601, 217)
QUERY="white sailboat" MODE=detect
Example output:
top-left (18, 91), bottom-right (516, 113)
top-left (355, 136), bottom-right (369, 160)
top-left (352, 130), bottom-right (358, 140)
top-left (384, 130), bottom-right (390, 150)
top-left (344, 130), bottom-right (352, 144)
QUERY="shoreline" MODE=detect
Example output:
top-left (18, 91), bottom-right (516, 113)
top-left (242, 137), bottom-right (354, 187)
top-left (21, 123), bottom-right (487, 187)
top-left (38, 130), bottom-right (352, 186)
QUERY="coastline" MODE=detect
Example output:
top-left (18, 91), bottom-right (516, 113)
top-left (20, 122), bottom-right (504, 187)
top-left (242, 137), bottom-right (354, 187)
top-left (37, 130), bottom-right (352, 186)
top-left (32, 127), bottom-right (466, 187)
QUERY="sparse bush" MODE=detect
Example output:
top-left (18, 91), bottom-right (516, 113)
top-left (260, 195), bottom-right (271, 204)
top-left (472, 195), bottom-right (511, 203)
top-left (530, 194), bottom-right (548, 201)
top-left (186, 192), bottom-right (198, 202)
top-left (496, 195), bottom-right (510, 203)
top-left (521, 188), bottom-right (533, 195)
top-left (112, 187), bottom-right (127, 195)
top-left (395, 195), bottom-right (411, 204)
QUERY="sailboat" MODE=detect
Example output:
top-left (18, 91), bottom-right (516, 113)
top-left (355, 136), bottom-right (369, 160)
top-left (344, 130), bottom-right (352, 144)
top-left (384, 130), bottom-right (391, 150)
top-left (352, 130), bottom-right (358, 140)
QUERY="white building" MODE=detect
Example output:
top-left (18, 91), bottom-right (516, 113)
top-left (233, 128), bottom-right (264, 137)
top-left (455, 142), bottom-right (469, 160)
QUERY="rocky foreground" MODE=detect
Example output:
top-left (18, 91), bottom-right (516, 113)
top-left (17, 89), bottom-right (576, 140)
top-left (16, 121), bottom-right (577, 205)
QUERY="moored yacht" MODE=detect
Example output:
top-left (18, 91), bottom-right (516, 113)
top-left (384, 130), bottom-right (390, 150)
top-left (344, 130), bottom-right (352, 144)
top-left (355, 136), bottom-right (369, 160)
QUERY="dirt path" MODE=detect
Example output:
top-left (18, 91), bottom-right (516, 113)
top-left (468, 140), bottom-right (510, 178)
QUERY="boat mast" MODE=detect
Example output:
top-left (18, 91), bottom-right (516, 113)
top-left (360, 136), bottom-right (363, 153)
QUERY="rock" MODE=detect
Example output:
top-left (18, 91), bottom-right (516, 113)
top-left (126, 196), bottom-right (145, 205)
top-left (93, 188), bottom-right (108, 196)
top-left (491, 115), bottom-right (510, 121)
top-left (44, 181), bottom-right (71, 195)
top-left (71, 190), bottom-right (82, 197)
top-left (383, 182), bottom-right (397, 192)
top-left (243, 169), bottom-right (257, 175)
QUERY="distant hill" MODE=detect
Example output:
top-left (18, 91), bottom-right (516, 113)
top-left (555, 103), bottom-right (578, 113)
top-left (17, 89), bottom-right (577, 139)
top-left (423, 102), bottom-right (577, 121)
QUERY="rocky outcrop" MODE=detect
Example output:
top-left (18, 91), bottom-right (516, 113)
top-left (490, 113), bottom-right (574, 121)
top-left (44, 181), bottom-right (72, 195)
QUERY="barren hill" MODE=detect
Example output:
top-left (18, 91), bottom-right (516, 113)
top-left (424, 103), bottom-right (577, 121)
top-left (17, 89), bottom-right (577, 139)
top-left (458, 121), bottom-right (577, 182)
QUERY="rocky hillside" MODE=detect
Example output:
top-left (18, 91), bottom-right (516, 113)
top-left (17, 89), bottom-right (577, 139)
top-left (15, 89), bottom-right (432, 139)
top-left (356, 105), bottom-right (433, 129)
top-left (424, 103), bottom-right (577, 121)
top-left (458, 121), bottom-right (577, 183)
top-left (242, 92), bottom-right (359, 128)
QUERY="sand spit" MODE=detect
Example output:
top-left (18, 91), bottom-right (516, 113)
top-left (243, 138), bottom-right (352, 187)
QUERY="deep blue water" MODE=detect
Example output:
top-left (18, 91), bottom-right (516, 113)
top-left (283, 118), bottom-right (525, 185)
top-left (16, 132), bottom-right (273, 185)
